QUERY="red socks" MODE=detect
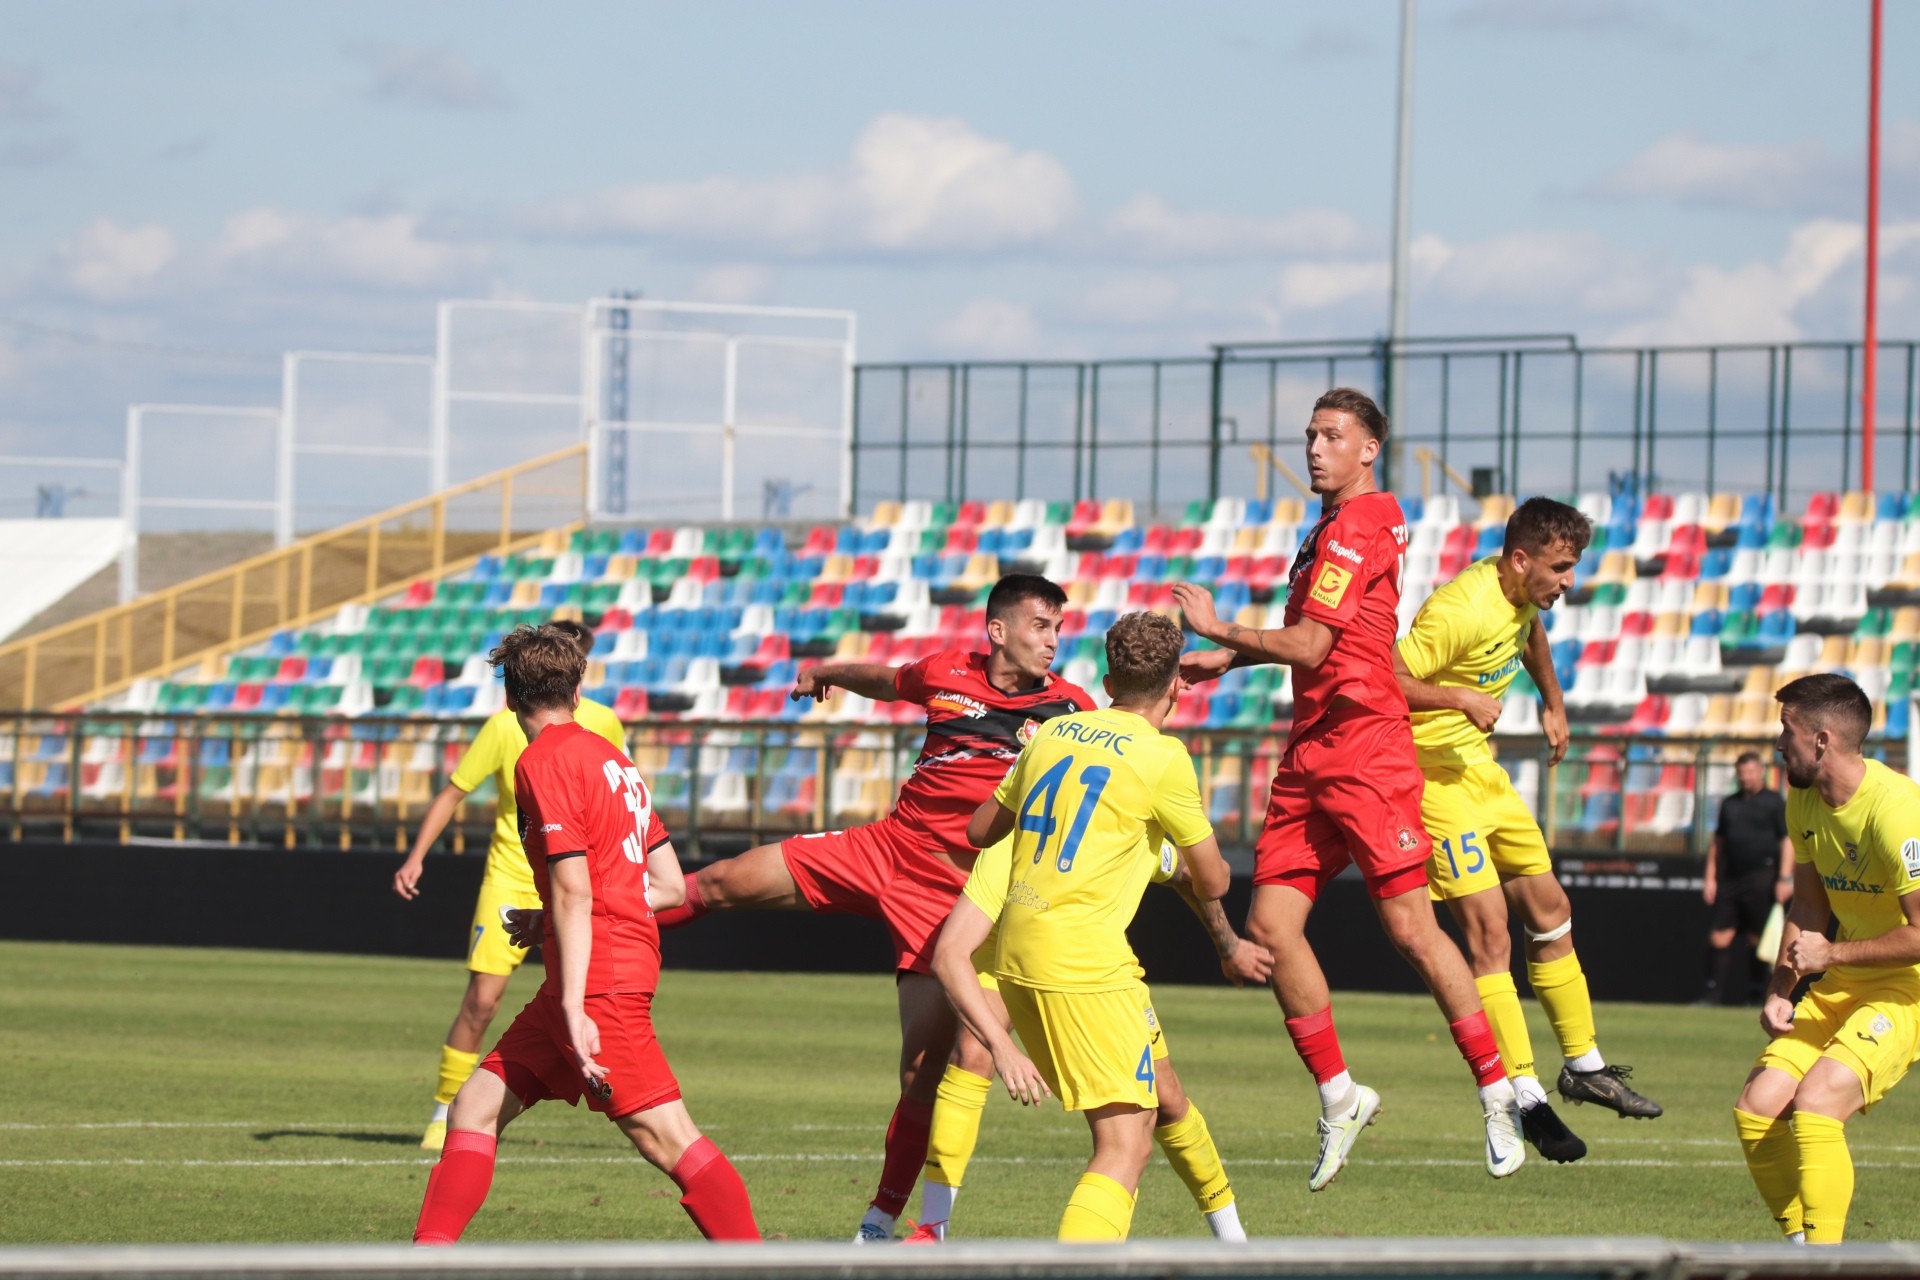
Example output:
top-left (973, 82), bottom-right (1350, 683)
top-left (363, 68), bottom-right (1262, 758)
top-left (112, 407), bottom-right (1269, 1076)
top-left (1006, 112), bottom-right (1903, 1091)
top-left (1284, 1006), bottom-right (1348, 1083)
top-left (669, 1136), bottom-right (761, 1241)
top-left (413, 1130), bottom-right (496, 1245)
top-left (655, 873), bottom-right (710, 931)
top-left (1450, 1011), bottom-right (1507, 1087)
top-left (871, 1096), bottom-right (934, 1217)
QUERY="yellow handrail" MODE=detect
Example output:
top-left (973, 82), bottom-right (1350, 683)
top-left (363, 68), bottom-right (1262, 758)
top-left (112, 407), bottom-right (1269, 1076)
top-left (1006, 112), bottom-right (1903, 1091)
top-left (0, 443), bottom-right (589, 711)
top-left (1248, 443), bottom-right (1313, 502)
top-left (1412, 445), bottom-right (1480, 504)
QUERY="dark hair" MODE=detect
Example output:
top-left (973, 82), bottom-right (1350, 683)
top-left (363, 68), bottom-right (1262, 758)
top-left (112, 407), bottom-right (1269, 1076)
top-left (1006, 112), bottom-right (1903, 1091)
top-left (1313, 387), bottom-right (1389, 441)
top-left (1775, 673), bottom-right (1872, 752)
top-left (1105, 611), bottom-right (1185, 703)
top-left (1504, 497), bottom-right (1593, 558)
top-left (986, 573), bottom-right (1068, 623)
top-left (1734, 750), bottom-right (1765, 769)
top-left (489, 624), bottom-right (587, 712)
top-left (543, 617), bottom-right (598, 657)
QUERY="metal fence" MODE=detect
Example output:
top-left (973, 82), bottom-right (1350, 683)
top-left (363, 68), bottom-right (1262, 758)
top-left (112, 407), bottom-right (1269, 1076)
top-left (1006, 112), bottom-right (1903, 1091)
top-left (6, 710), bottom-right (1886, 864)
top-left (851, 336), bottom-right (1920, 520)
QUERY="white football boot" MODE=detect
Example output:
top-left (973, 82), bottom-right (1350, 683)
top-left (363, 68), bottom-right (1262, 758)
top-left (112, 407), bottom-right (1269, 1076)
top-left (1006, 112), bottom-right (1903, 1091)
top-left (1483, 1090), bottom-right (1527, 1178)
top-left (1308, 1084), bottom-right (1381, 1191)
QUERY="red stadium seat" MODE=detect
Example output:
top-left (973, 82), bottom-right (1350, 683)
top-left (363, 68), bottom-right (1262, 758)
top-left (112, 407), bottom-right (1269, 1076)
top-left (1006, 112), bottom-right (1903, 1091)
top-left (613, 688), bottom-right (649, 720)
top-left (1758, 584), bottom-right (1795, 613)
top-left (801, 526), bottom-right (838, 558)
top-left (596, 608), bottom-right (633, 632)
top-left (954, 500), bottom-right (986, 528)
top-left (685, 556), bottom-right (721, 583)
top-left (1660, 552), bottom-right (1699, 580)
top-left (1620, 612), bottom-right (1655, 636)
top-left (1141, 525), bottom-right (1173, 554)
top-left (409, 657), bottom-right (444, 686)
top-left (645, 529), bottom-right (674, 555)
top-left (402, 580), bottom-right (435, 607)
top-left (808, 582), bottom-right (845, 609)
top-left (943, 527), bottom-right (978, 555)
top-left (1641, 494), bottom-right (1675, 521)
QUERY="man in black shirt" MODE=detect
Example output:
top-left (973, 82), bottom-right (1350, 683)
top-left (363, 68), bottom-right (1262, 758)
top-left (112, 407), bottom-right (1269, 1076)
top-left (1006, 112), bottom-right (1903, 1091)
top-left (1702, 751), bottom-right (1792, 1004)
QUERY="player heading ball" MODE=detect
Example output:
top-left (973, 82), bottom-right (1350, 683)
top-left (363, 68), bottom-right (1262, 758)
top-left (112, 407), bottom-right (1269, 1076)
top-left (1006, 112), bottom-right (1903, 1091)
top-left (411, 624), bottom-right (759, 1245)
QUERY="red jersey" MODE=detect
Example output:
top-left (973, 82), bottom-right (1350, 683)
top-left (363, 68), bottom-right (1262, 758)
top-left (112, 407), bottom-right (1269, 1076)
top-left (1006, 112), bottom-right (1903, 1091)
top-left (515, 720), bottom-right (672, 998)
top-left (1282, 490), bottom-right (1411, 738)
top-left (890, 649), bottom-right (1094, 854)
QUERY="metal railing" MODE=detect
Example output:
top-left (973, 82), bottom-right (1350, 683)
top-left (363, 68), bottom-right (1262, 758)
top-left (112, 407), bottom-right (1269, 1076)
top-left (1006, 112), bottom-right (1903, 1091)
top-left (3, 711), bottom-right (1885, 863)
top-left (0, 446), bottom-right (588, 713)
top-left (851, 336), bottom-right (1920, 519)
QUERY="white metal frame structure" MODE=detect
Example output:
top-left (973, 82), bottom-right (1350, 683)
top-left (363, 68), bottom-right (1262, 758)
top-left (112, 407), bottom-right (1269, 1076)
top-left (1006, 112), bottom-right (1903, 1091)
top-left (120, 403), bottom-right (281, 602)
top-left (581, 299), bottom-right (856, 522)
top-left (433, 299), bottom-right (588, 491)
top-left (277, 351), bottom-right (436, 545)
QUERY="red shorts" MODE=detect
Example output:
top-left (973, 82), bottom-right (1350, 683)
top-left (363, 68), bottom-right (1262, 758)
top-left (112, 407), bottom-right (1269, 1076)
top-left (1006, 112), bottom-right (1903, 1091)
top-left (782, 815), bottom-right (970, 975)
top-left (1255, 702), bottom-right (1431, 901)
top-left (480, 989), bottom-right (680, 1120)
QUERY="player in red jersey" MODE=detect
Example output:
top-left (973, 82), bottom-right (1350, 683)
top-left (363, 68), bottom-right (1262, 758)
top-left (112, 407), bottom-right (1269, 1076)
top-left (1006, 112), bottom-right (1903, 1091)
top-left (412, 624), bottom-right (759, 1244)
top-left (654, 573), bottom-right (1094, 1241)
top-left (1175, 387), bottom-right (1524, 1189)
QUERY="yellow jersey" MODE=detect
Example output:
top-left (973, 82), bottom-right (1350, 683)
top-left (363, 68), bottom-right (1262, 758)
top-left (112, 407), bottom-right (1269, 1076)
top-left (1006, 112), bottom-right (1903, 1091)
top-left (449, 699), bottom-right (625, 890)
top-left (1788, 758), bottom-right (1920, 985)
top-left (964, 707), bottom-right (1212, 992)
top-left (1396, 555), bottom-right (1535, 769)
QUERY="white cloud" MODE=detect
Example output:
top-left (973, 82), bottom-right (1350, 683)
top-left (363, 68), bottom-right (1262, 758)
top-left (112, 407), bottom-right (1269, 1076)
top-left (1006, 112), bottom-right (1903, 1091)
top-left (688, 264), bottom-right (774, 304)
top-left (1277, 259), bottom-right (1390, 312)
top-left (207, 206), bottom-right (488, 288)
top-left (51, 217), bottom-right (178, 299)
top-left (1058, 274), bottom-right (1187, 328)
top-left (1608, 218), bottom-right (1866, 344)
top-left (346, 43), bottom-right (513, 111)
top-left (1100, 193), bottom-right (1364, 260)
top-left (933, 298), bottom-right (1039, 356)
top-left (530, 113), bottom-right (1078, 256)
top-left (1583, 124), bottom-right (1920, 216)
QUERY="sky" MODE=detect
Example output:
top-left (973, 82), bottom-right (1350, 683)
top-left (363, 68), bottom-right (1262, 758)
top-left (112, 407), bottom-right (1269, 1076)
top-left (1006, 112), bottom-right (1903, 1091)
top-left (1, 0), bottom-right (1915, 476)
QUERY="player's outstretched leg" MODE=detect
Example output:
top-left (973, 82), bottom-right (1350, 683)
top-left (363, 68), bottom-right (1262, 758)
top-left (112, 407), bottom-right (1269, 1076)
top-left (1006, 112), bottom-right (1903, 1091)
top-left (617, 1099), bottom-right (761, 1241)
top-left (1246, 883), bottom-right (1382, 1191)
top-left (1506, 874), bottom-right (1663, 1119)
top-left (1373, 885), bottom-right (1524, 1178)
top-left (413, 1063), bottom-right (524, 1243)
top-left (1153, 1059), bottom-right (1245, 1241)
top-left (1444, 887), bottom-right (1586, 1163)
top-left (422, 971), bottom-right (511, 1151)
top-left (1059, 1103), bottom-right (1155, 1242)
top-left (654, 841), bottom-right (807, 929)
top-left (856, 973), bottom-right (958, 1243)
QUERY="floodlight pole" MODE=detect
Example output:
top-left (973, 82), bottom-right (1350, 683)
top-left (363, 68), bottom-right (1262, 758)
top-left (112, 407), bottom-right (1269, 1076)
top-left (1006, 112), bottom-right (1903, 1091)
top-left (1387, 0), bottom-right (1417, 466)
top-left (1863, 0), bottom-right (1883, 491)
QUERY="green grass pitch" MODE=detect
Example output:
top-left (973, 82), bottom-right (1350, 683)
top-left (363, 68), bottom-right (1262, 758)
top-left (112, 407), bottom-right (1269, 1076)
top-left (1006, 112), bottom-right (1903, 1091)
top-left (2, 940), bottom-right (1918, 1244)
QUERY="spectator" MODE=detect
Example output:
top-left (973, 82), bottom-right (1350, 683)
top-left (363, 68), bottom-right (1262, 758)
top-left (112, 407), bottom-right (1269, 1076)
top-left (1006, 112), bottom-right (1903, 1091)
top-left (1702, 751), bottom-right (1792, 1004)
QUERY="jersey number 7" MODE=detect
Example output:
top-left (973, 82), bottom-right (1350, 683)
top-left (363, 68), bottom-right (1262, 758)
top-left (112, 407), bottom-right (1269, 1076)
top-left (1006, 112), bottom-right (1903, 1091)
top-left (1018, 757), bottom-right (1113, 873)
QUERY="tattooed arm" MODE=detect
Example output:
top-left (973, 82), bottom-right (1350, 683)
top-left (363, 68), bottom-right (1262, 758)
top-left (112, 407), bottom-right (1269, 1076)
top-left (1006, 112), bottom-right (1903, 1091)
top-left (1167, 862), bottom-right (1274, 987)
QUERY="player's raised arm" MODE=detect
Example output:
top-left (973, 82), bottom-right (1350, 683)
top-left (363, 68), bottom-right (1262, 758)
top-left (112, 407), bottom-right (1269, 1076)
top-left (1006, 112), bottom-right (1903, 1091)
top-left (791, 662), bottom-right (901, 703)
top-left (1163, 854), bottom-right (1272, 987)
top-left (1172, 583), bottom-right (1336, 673)
top-left (393, 781), bottom-right (472, 899)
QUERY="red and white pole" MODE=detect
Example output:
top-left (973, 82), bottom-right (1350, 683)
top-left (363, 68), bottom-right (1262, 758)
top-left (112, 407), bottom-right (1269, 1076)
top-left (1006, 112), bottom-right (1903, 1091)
top-left (1863, 0), bottom-right (1883, 491)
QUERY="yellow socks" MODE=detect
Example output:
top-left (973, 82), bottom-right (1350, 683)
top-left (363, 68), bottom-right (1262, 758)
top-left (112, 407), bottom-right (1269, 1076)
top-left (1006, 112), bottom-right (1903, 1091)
top-left (1792, 1111), bottom-right (1853, 1243)
top-left (1735, 1108), bottom-right (1804, 1238)
top-left (1058, 1171), bottom-right (1136, 1241)
top-left (920, 1065), bottom-right (991, 1233)
top-left (435, 1045), bottom-right (481, 1107)
top-left (1528, 952), bottom-right (1598, 1062)
top-left (1154, 1102), bottom-right (1233, 1214)
top-left (1474, 972), bottom-right (1536, 1080)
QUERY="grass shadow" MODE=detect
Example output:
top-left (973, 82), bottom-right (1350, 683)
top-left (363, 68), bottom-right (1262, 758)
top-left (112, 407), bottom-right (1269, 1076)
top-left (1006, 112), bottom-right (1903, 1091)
top-left (251, 1130), bottom-right (421, 1146)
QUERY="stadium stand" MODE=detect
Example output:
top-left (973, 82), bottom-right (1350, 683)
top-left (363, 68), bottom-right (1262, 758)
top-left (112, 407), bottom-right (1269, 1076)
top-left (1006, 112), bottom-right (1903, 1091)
top-left (8, 482), bottom-right (1898, 858)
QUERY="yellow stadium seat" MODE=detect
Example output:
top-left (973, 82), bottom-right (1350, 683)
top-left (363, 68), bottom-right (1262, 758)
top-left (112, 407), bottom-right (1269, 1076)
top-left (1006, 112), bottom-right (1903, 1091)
top-left (867, 501), bottom-right (902, 529)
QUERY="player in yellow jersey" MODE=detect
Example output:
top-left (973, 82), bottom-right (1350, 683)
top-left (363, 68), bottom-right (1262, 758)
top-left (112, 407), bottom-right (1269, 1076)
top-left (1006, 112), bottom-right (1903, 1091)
top-left (905, 829), bottom-right (1265, 1243)
top-left (392, 619), bottom-right (626, 1151)
top-left (933, 610), bottom-right (1233, 1242)
top-left (1394, 497), bottom-right (1662, 1166)
top-left (1734, 673), bottom-right (1920, 1244)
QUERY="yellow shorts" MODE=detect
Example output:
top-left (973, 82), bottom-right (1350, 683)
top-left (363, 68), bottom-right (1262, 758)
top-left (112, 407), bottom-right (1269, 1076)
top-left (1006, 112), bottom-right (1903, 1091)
top-left (1001, 980), bottom-right (1160, 1112)
top-left (468, 875), bottom-right (543, 977)
top-left (973, 927), bottom-right (999, 994)
top-left (1422, 760), bottom-right (1552, 900)
top-left (1756, 971), bottom-right (1920, 1111)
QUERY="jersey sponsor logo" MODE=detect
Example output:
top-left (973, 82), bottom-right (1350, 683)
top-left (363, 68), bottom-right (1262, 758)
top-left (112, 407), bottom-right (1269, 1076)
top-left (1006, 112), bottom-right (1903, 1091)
top-left (1309, 563), bottom-right (1353, 609)
top-left (927, 691), bottom-right (991, 719)
top-left (1006, 880), bottom-right (1050, 911)
top-left (540, 823), bottom-right (564, 833)
top-left (1325, 538), bottom-right (1365, 565)
top-left (1872, 1012), bottom-right (1895, 1037)
top-left (1902, 838), bottom-right (1920, 878)
top-left (1476, 656), bottom-right (1522, 686)
top-left (1821, 870), bottom-right (1884, 895)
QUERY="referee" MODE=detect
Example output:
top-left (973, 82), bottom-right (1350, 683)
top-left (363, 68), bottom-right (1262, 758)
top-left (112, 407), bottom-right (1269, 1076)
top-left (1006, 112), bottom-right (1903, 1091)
top-left (1702, 751), bottom-right (1792, 1005)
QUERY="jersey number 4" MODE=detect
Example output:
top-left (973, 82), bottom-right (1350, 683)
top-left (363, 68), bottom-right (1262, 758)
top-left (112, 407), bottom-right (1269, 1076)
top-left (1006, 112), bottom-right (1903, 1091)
top-left (1018, 758), bottom-right (1112, 872)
